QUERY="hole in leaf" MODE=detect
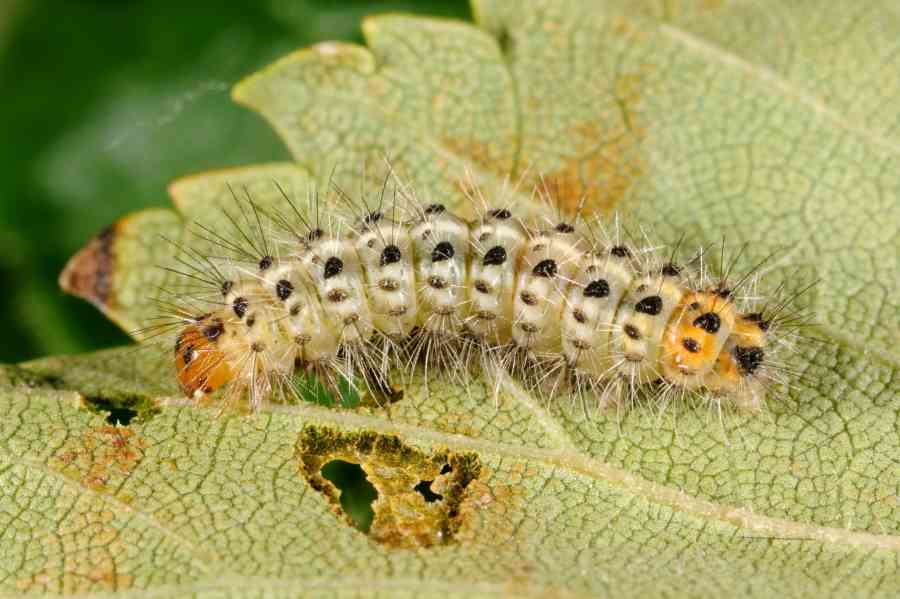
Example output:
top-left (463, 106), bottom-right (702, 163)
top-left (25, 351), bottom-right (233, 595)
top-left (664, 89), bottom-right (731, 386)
top-left (320, 460), bottom-right (377, 533)
top-left (103, 406), bottom-right (137, 426)
top-left (414, 480), bottom-right (443, 503)
top-left (297, 425), bottom-right (482, 549)
top-left (80, 393), bottom-right (157, 425)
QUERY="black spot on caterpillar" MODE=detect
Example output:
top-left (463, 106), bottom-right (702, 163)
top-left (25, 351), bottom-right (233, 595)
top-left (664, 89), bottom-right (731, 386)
top-left (232, 297), bottom-right (248, 319)
top-left (483, 246), bottom-right (507, 266)
top-left (324, 257), bottom-right (344, 279)
top-left (635, 295), bottom-right (663, 315)
top-left (431, 241), bottom-right (454, 262)
top-left (380, 245), bottom-right (402, 266)
top-left (276, 279), bottom-right (294, 301)
top-left (532, 259), bottom-right (557, 278)
top-left (584, 279), bottom-right (610, 298)
top-left (693, 312), bottom-right (721, 334)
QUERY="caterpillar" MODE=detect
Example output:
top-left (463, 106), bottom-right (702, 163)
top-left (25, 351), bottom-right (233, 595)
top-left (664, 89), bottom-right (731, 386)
top-left (162, 172), bottom-right (802, 415)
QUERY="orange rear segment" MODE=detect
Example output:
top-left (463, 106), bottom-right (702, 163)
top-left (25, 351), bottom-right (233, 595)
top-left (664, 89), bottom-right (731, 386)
top-left (711, 349), bottom-right (741, 387)
top-left (662, 291), bottom-right (737, 379)
top-left (174, 317), bottom-right (234, 397)
top-left (705, 313), bottom-right (768, 392)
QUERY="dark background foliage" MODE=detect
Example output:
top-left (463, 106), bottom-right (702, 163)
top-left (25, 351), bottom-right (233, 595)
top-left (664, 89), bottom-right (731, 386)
top-left (0, 0), bottom-right (469, 363)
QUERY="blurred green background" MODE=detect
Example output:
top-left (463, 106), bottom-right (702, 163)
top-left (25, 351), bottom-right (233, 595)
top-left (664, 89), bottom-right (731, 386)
top-left (0, 0), bottom-right (470, 364)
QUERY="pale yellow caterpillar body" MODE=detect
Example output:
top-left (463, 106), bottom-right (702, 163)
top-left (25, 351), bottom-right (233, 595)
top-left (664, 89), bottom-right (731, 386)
top-left (168, 175), bottom-right (802, 414)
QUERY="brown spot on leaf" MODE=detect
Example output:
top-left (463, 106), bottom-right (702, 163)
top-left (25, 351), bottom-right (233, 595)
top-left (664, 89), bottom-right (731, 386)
top-left (700, 0), bottom-right (725, 12)
top-left (538, 72), bottom-right (646, 216)
top-left (59, 224), bottom-right (118, 309)
top-left (442, 137), bottom-right (506, 176)
top-left (16, 510), bottom-right (133, 593)
top-left (440, 136), bottom-right (514, 219)
top-left (297, 425), bottom-right (481, 549)
top-left (455, 465), bottom-right (525, 548)
top-left (53, 425), bottom-right (147, 493)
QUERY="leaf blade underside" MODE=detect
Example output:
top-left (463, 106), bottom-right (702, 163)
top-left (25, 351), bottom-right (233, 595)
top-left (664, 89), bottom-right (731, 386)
top-left (27, 1), bottom-right (900, 596)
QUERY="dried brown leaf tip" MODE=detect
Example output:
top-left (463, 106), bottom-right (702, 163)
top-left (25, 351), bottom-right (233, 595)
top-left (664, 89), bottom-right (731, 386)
top-left (59, 223), bottom-right (118, 310)
top-left (297, 425), bottom-right (482, 549)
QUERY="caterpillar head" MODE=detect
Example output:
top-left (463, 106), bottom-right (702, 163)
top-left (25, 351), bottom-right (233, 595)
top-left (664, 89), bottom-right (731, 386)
top-left (174, 316), bottom-right (234, 397)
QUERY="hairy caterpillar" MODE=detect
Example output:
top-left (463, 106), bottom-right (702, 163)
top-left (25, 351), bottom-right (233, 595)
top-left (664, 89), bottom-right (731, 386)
top-left (160, 172), bottom-right (804, 415)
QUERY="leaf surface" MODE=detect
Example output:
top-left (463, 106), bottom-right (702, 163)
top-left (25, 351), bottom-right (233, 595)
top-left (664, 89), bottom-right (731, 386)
top-left (24, 1), bottom-right (900, 596)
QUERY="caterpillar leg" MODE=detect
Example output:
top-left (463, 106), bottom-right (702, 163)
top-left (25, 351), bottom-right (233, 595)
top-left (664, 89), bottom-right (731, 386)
top-left (358, 363), bottom-right (404, 406)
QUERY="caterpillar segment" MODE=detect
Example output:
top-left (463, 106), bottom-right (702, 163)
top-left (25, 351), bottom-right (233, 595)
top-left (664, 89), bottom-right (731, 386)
top-left (701, 311), bottom-right (770, 411)
top-left (503, 219), bottom-right (586, 394)
top-left (611, 270), bottom-right (686, 387)
top-left (464, 208), bottom-right (528, 346)
top-left (300, 222), bottom-right (397, 400)
top-left (511, 221), bottom-right (586, 355)
top-left (352, 210), bottom-right (418, 340)
top-left (409, 203), bottom-right (470, 335)
top-left (406, 202), bottom-right (472, 377)
top-left (661, 289), bottom-right (739, 389)
top-left (262, 255), bottom-right (342, 393)
top-left (299, 226), bottom-right (374, 348)
top-left (560, 243), bottom-right (635, 389)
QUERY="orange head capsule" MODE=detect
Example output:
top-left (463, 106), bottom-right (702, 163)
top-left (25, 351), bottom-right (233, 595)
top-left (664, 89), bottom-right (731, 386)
top-left (174, 316), bottom-right (234, 397)
top-left (662, 290), bottom-right (737, 384)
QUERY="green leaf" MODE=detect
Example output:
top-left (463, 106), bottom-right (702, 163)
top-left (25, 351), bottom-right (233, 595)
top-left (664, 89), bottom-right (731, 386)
top-left (22, 0), bottom-right (900, 596)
